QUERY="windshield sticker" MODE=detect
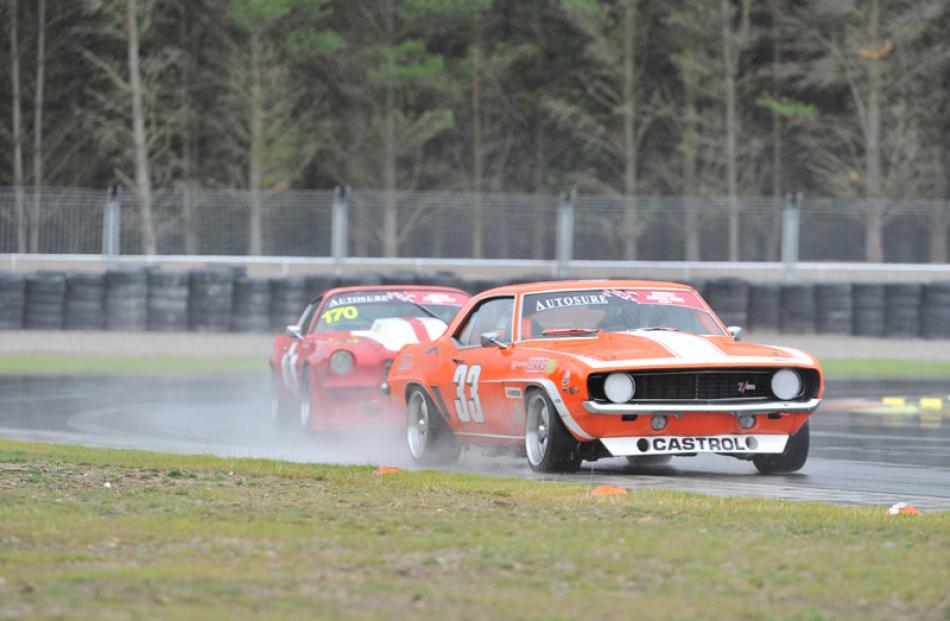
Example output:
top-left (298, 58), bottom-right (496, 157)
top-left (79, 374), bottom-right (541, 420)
top-left (328, 291), bottom-right (463, 308)
top-left (603, 289), bottom-right (639, 302)
top-left (328, 293), bottom-right (393, 307)
top-left (321, 305), bottom-right (359, 324)
top-left (534, 293), bottom-right (610, 312)
top-left (642, 290), bottom-right (686, 304)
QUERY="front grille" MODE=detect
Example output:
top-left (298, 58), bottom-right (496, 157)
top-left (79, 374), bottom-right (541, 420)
top-left (588, 368), bottom-right (819, 403)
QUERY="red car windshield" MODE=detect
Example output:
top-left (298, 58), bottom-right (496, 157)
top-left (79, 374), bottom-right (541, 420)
top-left (520, 288), bottom-right (725, 338)
top-left (313, 290), bottom-right (465, 333)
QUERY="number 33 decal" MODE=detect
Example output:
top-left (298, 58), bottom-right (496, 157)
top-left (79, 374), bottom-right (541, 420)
top-left (452, 364), bottom-right (484, 423)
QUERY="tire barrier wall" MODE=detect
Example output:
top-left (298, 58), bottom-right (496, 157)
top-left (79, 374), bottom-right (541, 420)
top-left (2, 270), bottom-right (950, 339)
top-left (105, 268), bottom-right (148, 331)
top-left (0, 273), bottom-right (26, 330)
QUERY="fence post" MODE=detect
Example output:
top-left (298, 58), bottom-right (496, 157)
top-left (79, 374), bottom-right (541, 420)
top-left (102, 184), bottom-right (121, 259)
top-left (331, 185), bottom-right (349, 276)
top-left (781, 192), bottom-right (801, 282)
top-left (555, 190), bottom-right (575, 277)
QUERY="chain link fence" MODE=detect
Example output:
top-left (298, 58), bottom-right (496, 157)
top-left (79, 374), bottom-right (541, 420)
top-left (1, 186), bottom-right (948, 263)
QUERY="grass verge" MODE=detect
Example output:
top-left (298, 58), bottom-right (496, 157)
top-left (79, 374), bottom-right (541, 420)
top-left (0, 355), bottom-right (264, 376)
top-left (1, 439), bottom-right (947, 620)
top-left (820, 358), bottom-right (950, 378)
top-left (4, 355), bottom-right (950, 379)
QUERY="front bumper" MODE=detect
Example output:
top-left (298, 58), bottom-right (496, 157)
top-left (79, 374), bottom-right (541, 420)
top-left (582, 398), bottom-right (821, 415)
top-left (602, 433), bottom-right (789, 456)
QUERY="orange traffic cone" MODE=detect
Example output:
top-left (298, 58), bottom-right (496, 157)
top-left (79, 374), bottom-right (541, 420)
top-left (590, 485), bottom-right (628, 496)
top-left (886, 502), bottom-right (922, 516)
top-left (373, 466), bottom-right (402, 476)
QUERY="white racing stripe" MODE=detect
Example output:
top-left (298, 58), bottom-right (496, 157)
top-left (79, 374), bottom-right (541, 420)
top-left (632, 330), bottom-right (729, 362)
top-left (557, 331), bottom-right (813, 369)
top-left (601, 434), bottom-right (789, 456)
top-left (351, 317), bottom-right (447, 351)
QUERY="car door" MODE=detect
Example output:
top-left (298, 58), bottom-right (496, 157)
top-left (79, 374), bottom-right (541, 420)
top-left (433, 296), bottom-right (518, 438)
top-left (280, 298), bottom-right (321, 396)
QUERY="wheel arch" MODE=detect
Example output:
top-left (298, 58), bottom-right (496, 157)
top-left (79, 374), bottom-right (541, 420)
top-left (514, 378), bottom-right (594, 441)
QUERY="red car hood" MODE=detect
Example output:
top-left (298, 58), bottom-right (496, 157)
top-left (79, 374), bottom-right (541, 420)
top-left (521, 330), bottom-right (817, 370)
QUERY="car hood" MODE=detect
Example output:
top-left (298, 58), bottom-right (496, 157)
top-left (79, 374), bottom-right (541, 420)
top-left (521, 330), bottom-right (817, 370)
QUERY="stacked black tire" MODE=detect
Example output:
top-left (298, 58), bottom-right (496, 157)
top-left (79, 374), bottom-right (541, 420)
top-left (270, 277), bottom-right (311, 330)
top-left (815, 283), bottom-right (852, 334)
top-left (148, 270), bottom-right (190, 331)
top-left (104, 269), bottom-right (148, 331)
top-left (746, 283), bottom-right (781, 332)
top-left (189, 269), bottom-right (234, 332)
top-left (779, 284), bottom-right (816, 334)
top-left (0, 273), bottom-right (27, 330)
top-left (705, 278), bottom-right (749, 328)
top-left (884, 283), bottom-right (922, 338)
top-left (25, 273), bottom-right (66, 330)
top-left (65, 273), bottom-right (105, 330)
top-left (921, 282), bottom-right (950, 339)
top-left (231, 276), bottom-right (271, 332)
top-left (852, 284), bottom-right (885, 337)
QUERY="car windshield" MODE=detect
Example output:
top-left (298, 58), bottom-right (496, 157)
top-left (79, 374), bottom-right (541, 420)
top-left (313, 290), bottom-right (464, 332)
top-left (520, 288), bottom-right (725, 338)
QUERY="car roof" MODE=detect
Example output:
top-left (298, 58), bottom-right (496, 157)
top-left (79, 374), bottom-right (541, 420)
top-left (318, 284), bottom-right (471, 298)
top-left (475, 279), bottom-right (695, 296)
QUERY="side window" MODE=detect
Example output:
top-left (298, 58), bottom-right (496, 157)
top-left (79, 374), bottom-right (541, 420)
top-left (299, 298), bottom-right (322, 334)
top-left (455, 297), bottom-right (514, 347)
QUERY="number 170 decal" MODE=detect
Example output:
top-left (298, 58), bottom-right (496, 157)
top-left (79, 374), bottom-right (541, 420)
top-left (452, 364), bottom-right (484, 423)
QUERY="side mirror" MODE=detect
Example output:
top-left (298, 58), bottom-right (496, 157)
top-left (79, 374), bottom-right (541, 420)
top-left (479, 332), bottom-right (508, 348)
top-left (727, 326), bottom-right (742, 341)
top-left (286, 324), bottom-right (303, 339)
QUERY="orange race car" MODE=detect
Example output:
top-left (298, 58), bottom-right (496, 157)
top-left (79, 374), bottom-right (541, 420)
top-left (384, 280), bottom-right (823, 474)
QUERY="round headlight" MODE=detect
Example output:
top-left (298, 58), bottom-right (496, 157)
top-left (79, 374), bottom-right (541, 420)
top-left (604, 372), bottom-right (635, 403)
top-left (329, 350), bottom-right (354, 375)
top-left (771, 368), bottom-right (802, 401)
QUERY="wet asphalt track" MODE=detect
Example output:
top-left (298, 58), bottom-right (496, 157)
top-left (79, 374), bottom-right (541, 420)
top-left (0, 374), bottom-right (947, 511)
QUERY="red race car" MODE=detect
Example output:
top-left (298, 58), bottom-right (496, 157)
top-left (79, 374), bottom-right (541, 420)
top-left (385, 280), bottom-right (823, 474)
top-left (270, 285), bottom-right (470, 432)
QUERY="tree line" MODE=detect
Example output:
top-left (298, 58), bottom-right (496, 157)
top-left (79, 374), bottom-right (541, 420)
top-left (2, 0), bottom-right (949, 260)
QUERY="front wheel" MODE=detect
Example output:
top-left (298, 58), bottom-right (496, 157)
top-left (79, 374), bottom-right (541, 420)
top-left (752, 420), bottom-right (810, 474)
top-left (524, 389), bottom-right (581, 473)
top-left (406, 388), bottom-right (461, 465)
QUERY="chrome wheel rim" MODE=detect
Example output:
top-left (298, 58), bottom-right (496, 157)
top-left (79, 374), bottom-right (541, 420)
top-left (407, 392), bottom-right (428, 459)
top-left (525, 394), bottom-right (550, 466)
top-left (299, 376), bottom-right (311, 429)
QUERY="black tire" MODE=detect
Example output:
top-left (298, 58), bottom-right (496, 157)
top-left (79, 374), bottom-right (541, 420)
top-left (405, 387), bottom-right (461, 465)
top-left (625, 455), bottom-right (673, 466)
top-left (524, 389), bottom-right (581, 473)
top-left (752, 420), bottom-right (810, 474)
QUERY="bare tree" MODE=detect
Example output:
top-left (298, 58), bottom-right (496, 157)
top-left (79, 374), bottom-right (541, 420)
top-left (30, 0), bottom-right (45, 252)
top-left (791, 0), bottom-right (945, 261)
top-left (720, 0), bottom-right (751, 262)
top-left (7, 0), bottom-right (26, 253)
top-left (548, 0), bottom-right (658, 260)
top-left (125, 0), bottom-right (156, 254)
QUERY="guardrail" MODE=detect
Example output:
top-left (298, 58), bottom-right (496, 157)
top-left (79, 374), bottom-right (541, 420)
top-left (4, 253), bottom-right (950, 283)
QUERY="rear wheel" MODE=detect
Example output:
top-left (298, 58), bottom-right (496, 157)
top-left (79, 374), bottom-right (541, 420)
top-left (753, 420), bottom-right (810, 474)
top-left (406, 388), bottom-right (461, 465)
top-left (525, 389), bottom-right (581, 473)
